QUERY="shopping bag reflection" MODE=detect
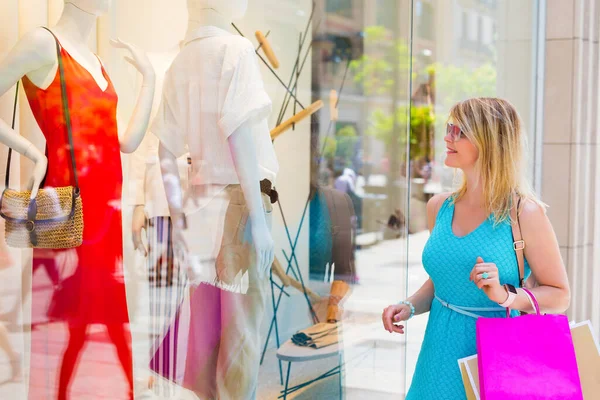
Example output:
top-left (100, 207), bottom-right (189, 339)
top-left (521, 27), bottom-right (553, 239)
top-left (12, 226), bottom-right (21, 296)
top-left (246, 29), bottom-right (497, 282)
top-left (458, 320), bottom-right (600, 400)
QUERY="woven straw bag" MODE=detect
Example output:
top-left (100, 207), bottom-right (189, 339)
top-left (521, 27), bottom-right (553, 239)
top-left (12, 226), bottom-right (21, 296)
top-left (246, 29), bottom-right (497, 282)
top-left (0, 28), bottom-right (83, 249)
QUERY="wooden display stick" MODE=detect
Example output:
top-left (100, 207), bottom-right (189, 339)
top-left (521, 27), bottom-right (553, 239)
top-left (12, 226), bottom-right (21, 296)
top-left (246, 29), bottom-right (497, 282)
top-left (326, 280), bottom-right (351, 323)
top-left (271, 257), bottom-right (321, 303)
top-left (271, 257), bottom-right (291, 287)
top-left (330, 89), bottom-right (338, 121)
top-left (271, 100), bottom-right (323, 140)
top-left (255, 30), bottom-right (280, 69)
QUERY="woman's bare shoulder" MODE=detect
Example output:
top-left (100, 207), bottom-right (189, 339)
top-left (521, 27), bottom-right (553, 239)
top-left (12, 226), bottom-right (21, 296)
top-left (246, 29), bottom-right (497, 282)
top-left (427, 192), bottom-right (453, 230)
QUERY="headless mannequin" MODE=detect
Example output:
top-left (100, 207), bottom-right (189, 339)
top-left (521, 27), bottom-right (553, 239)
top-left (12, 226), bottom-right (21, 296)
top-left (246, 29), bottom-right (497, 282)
top-left (160, 0), bottom-right (274, 280)
top-left (154, 1), bottom-right (277, 398)
top-left (0, 0), bottom-right (155, 199)
top-left (132, 45), bottom-right (182, 255)
top-left (0, 1), bottom-right (156, 398)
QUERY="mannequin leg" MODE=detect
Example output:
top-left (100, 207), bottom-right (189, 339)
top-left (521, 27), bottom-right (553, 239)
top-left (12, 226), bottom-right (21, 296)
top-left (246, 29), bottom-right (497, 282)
top-left (0, 257), bottom-right (32, 325)
top-left (183, 283), bottom-right (222, 399)
top-left (106, 323), bottom-right (134, 397)
top-left (57, 324), bottom-right (88, 400)
top-left (0, 322), bottom-right (20, 380)
top-left (216, 265), bottom-right (268, 400)
top-left (3, 254), bottom-right (60, 326)
top-left (215, 191), bottom-right (270, 400)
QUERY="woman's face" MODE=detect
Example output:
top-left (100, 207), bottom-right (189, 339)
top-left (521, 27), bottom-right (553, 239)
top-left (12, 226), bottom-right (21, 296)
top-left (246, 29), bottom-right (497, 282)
top-left (66, 0), bottom-right (111, 16)
top-left (444, 119), bottom-right (479, 170)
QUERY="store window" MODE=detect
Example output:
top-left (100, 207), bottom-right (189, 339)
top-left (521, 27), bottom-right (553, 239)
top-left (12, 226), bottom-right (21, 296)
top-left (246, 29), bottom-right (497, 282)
top-left (326, 0), bottom-right (354, 18)
top-left (416, 1), bottom-right (435, 41)
top-left (0, 1), bottom-right (541, 399)
top-left (376, 0), bottom-right (397, 30)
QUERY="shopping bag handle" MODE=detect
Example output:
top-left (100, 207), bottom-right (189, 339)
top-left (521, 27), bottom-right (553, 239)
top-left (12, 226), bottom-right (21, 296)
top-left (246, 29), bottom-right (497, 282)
top-left (521, 288), bottom-right (540, 315)
top-left (507, 287), bottom-right (540, 317)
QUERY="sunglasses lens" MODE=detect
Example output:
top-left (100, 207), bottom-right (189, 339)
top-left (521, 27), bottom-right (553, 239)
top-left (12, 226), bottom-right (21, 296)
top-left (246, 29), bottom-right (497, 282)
top-left (447, 124), bottom-right (461, 140)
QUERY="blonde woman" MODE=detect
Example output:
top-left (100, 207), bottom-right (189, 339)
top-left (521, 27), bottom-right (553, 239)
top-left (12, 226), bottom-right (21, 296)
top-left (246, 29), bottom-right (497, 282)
top-left (382, 98), bottom-right (570, 399)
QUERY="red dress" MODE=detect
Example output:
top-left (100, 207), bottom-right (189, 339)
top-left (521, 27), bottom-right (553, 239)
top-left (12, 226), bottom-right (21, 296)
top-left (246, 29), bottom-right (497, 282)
top-left (22, 37), bottom-right (132, 399)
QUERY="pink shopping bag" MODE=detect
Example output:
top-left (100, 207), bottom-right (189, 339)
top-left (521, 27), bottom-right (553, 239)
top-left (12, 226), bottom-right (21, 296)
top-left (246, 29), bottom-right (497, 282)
top-left (476, 288), bottom-right (583, 400)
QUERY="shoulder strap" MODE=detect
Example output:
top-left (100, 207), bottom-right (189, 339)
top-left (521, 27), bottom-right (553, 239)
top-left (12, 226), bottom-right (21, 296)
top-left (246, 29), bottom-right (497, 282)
top-left (42, 27), bottom-right (79, 190)
top-left (4, 82), bottom-right (20, 189)
top-left (5, 28), bottom-right (80, 192)
top-left (510, 196), bottom-right (525, 287)
top-left (5, 85), bottom-right (50, 190)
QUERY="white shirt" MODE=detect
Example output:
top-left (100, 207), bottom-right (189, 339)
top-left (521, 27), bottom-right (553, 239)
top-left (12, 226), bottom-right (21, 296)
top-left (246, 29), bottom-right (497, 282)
top-left (128, 48), bottom-right (190, 219)
top-left (150, 25), bottom-right (279, 213)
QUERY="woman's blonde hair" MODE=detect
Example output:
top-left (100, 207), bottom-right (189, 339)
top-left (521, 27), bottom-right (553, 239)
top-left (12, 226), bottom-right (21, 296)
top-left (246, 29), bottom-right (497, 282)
top-left (449, 97), bottom-right (544, 224)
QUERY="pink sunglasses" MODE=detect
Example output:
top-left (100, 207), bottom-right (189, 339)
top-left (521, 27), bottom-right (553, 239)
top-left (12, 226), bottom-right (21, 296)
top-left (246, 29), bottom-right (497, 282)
top-left (446, 123), bottom-right (466, 142)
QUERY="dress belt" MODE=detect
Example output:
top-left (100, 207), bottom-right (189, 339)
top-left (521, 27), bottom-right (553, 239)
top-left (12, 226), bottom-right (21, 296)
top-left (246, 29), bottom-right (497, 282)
top-left (434, 294), bottom-right (505, 319)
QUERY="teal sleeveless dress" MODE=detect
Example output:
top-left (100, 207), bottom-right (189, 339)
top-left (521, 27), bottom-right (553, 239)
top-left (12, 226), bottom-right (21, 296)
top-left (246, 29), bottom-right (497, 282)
top-left (406, 196), bottom-right (531, 400)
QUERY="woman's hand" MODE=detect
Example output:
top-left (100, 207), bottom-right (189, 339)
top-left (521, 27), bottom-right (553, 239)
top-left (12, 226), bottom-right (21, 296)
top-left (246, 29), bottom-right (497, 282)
top-left (470, 257), bottom-right (508, 304)
top-left (381, 303), bottom-right (412, 334)
top-left (109, 38), bottom-right (155, 81)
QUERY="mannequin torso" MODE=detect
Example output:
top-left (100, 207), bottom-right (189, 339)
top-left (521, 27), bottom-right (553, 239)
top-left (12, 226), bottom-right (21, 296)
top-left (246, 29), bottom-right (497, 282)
top-left (159, 0), bottom-right (278, 280)
top-left (0, 0), bottom-right (155, 198)
top-left (23, 5), bottom-right (107, 91)
top-left (152, 3), bottom-right (280, 398)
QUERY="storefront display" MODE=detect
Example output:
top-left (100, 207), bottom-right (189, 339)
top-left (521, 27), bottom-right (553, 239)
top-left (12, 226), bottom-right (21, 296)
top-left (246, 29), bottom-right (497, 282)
top-left (0, 1), bottom-right (544, 399)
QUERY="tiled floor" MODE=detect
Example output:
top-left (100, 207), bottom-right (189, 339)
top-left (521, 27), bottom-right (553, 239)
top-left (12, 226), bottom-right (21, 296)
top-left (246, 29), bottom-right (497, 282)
top-left (256, 231), bottom-right (430, 400)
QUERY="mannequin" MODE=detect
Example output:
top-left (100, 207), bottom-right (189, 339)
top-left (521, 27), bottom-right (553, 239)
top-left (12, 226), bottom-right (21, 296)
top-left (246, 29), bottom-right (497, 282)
top-left (153, 0), bottom-right (278, 398)
top-left (0, 1), bottom-right (155, 399)
top-left (129, 45), bottom-right (190, 397)
top-left (161, 3), bottom-right (273, 279)
top-left (0, 0), bottom-right (154, 197)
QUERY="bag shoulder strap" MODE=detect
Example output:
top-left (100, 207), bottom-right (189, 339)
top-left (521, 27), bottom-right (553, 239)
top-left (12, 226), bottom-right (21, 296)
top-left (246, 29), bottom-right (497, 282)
top-left (4, 81), bottom-right (20, 189)
top-left (509, 195), bottom-right (525, 287)
top-left (5, 27), bottom-right (79, 192)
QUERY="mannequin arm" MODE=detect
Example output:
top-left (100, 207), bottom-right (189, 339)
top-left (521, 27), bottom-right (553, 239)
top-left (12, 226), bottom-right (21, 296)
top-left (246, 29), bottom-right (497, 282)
top-left (130, 134), bottom-right (152, 255)
top-left (158, 143), bottom-right (185, 227)
top-left (118, 81), bottom-right (155, 153)
top-left (0, 29), bottom-right (55, 197)
top-left (158, 142), bottom-right (190, 279)
top-left (110, 39), bottom-right (156, 154)
top-left (228, 122), bottom-right (274, 279)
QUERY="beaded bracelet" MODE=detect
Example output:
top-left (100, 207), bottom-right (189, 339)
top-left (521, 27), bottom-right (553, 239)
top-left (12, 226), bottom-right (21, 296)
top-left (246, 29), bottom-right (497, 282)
top-left (398, 300), bottom-right (415, 320)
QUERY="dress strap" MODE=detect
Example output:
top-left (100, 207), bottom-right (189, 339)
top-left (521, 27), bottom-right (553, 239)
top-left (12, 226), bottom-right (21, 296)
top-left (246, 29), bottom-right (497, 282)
top-left (434, 294), bottom-right (505, 319)
top-left (433, 194), bottom-right (453, 224)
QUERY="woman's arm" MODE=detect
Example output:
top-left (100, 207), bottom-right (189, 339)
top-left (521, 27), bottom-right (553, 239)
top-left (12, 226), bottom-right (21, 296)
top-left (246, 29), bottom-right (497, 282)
top-left (406, 279), bottom-right (435, 316)
top-left (506, 200), bottom-right (571, 313)
top-left (382, 192), bottom-right (451, 333)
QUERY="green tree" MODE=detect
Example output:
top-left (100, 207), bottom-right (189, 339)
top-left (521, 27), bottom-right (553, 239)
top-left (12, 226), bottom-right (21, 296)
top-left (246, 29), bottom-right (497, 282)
top-left (322, 124), bottom-right (359, 169)
top-left (349, 26), bottom-right (413, 97)
top-left (366, 105), bottom-right (435, 161)
top-left (349, 25), bottom-right (498, 164)
top-left (427, 63), bottom-right (497, 108)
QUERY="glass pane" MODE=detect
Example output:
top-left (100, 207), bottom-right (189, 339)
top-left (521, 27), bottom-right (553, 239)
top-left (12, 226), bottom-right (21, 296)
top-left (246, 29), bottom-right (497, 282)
top-left (0, 1), bottom-right (542, 399)
top-left (306, 0), bottom-right (413, 398)
top-left (406, 0), bottom-right (540, 396)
